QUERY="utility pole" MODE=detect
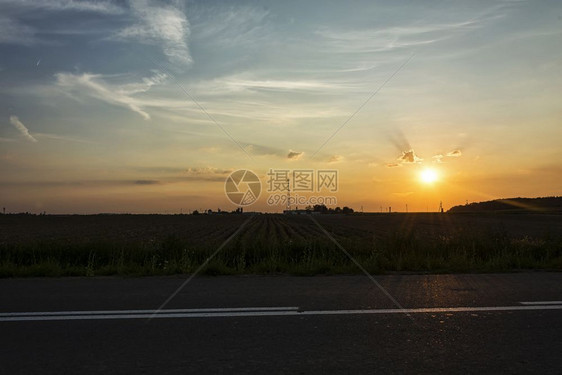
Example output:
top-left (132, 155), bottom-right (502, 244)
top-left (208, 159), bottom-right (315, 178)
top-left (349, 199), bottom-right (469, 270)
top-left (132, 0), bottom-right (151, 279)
top-left (286, 178), bottom-right (291, 211)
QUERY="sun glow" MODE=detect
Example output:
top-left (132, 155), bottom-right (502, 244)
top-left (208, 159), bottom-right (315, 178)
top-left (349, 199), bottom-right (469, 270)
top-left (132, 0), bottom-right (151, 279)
top-left (420, 168), bottom-right (438, 184)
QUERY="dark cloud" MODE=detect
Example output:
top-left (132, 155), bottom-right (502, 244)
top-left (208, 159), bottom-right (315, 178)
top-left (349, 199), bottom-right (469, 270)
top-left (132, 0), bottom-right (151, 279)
top-left (287, 150), bottom-right (304, 160)
top-left (241, 143), bottom-right (308, 161)
top-left (398, 149), bottom-right (422, 164)
top-left (447, 149), bottom-right (462, 157)
top-left (132, 166), bottom-right (187, 174)
top-left (134, 180), bottom-right (160, 185)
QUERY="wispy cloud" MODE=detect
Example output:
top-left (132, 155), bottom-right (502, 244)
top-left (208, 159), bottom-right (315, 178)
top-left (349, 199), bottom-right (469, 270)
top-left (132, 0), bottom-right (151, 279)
top-left (315, 20), bottom-right (477, 55)
top-left (184, 167), bottom-right (232, 176)
top-left (219, 76), bottom-right (340, 93)
top-left (191, 5), bottom-right (270, 47)
top-left (0, 0), bottom-right (123, 14)
top-left (28, 67), bottom-right (349, 126)
top-left (0, 0), bottom-right (123, 45)
top-left (34, 132), bottom-right (96, 144)
top-left (169, 167), bottom-right (234, 182)
top-left (9, 115), bottom-right (37, 142)
top-left (0, 179), bottom-right (161, 188)
top-left (447, 149), bottom-right (462, 157)
top-left (54, 71), bottom-right (167, 120)
top-left (115, 0), bottom-right (191, 65)
top-left (0, 167), bottom-right (236, 188)
top-left (327, 155), bottom-right (343, 163)
top-left (243, 143), bottom-right (285, 158)
top-left (0, 16), bottom-right (36, 45)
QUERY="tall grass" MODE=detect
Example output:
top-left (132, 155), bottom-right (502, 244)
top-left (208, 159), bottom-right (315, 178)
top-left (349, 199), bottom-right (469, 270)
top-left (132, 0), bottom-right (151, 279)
top-left (1, 217), bottom-right (560, 277)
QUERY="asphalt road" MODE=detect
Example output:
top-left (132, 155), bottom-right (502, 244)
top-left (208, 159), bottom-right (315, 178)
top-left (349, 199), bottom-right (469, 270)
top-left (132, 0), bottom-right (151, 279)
top-left (1, 273), bottom-right (562, 374)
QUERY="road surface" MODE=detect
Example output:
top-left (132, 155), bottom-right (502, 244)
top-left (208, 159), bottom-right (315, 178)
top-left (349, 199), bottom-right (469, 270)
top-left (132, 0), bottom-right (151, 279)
top-left (1, 273), bottom-right (562, 374)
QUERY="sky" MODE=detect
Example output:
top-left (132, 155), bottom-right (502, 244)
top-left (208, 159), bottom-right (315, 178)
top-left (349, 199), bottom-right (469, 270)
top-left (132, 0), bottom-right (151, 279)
top-left (0, 0), bottom-right (561, 214)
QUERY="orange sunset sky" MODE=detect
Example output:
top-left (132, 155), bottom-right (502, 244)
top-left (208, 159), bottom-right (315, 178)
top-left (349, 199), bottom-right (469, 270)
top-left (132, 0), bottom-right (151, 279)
top-left (1, 0), bottom-right (561, 213)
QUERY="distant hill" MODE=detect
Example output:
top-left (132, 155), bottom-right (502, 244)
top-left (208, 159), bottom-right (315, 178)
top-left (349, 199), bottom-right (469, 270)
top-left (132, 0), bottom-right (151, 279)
top-left (448, 196), bottom-right (562, 213)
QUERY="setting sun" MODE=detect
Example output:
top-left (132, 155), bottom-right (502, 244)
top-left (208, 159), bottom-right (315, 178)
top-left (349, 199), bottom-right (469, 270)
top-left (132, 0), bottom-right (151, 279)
top-left (420, 168), bottom-right (438, 184)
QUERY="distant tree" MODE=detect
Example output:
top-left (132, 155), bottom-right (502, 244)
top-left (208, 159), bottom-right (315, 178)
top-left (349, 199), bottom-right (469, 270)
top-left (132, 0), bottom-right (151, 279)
top-left (192, 210), bottom-right (200, 215)
top-left (308, 204), bottom-right (354, 214)
top-left (313, 204), bottom-right (328, 213)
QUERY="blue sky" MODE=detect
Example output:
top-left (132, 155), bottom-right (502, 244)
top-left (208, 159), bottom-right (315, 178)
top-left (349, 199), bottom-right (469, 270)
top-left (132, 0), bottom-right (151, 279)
top-left (1, 0), bottom-right (561, 213)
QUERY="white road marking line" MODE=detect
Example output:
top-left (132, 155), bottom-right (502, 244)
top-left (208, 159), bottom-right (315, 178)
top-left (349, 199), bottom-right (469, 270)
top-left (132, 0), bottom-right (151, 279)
top-left (1, 304), bottom-right (562, 322)
top-left (0, 306), bottom-right (299, 318)
top-left (520, 301), bottom-right (562, 305)
top-left (1, 311), bottom-right (301, 322)
top-left (302, 305), bottom-right (562, 315)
